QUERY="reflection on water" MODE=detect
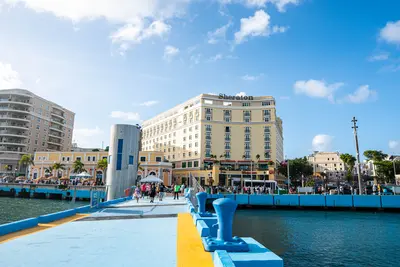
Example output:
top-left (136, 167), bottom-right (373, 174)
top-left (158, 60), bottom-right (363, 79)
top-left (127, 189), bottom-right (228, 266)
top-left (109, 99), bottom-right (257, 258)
top-left (0, 198), bottom-right (86, 224)
top-left (233, 209), bottom-right (400, 267)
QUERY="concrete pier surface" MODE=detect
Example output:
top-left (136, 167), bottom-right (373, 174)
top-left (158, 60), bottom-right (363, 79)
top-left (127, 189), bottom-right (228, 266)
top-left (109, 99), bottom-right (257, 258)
top-left (0, 196), bottom-right (212, 267)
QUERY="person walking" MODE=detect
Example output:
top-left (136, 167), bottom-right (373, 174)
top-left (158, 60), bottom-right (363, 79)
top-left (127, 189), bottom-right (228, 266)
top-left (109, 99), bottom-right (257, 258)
top-left (174, 183), bottom-right (181, 200)
top-left (159, 183), bottom-right (165, 201)
top-left (133, 186), bottom-right (141, 203)
top-left (149, 183), bottom-right (156, 203)
top-left (141, 183), bottom-right (146, 199)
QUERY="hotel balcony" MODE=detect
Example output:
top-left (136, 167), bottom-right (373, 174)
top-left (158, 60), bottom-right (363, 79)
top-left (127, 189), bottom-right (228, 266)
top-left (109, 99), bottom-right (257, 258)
top-left (51, 117), bottom-right (65, 126)
top-left (0, 122), bottom-right (30, 130)
top-left (49, 124), bottom-right (64, 133)
top-left (0, 98), bottom-right (32, 107)
top-left (0, 105), bottom-right (31, 115)
top-left (48, 133), bottom-right (63, 140)
top-left (0, 146), bottom-right (25, 154)
top-left (0, 139), bottom-right (27, 146)
top-left (48, 143), bottom-right (62, 151)
top-left (0, 130), bottom-right (28, 139)
top-left (0, 114), bottom-right (30, 123)
top-left (51, 107), bottom-right (65, 119)
top-left (48, 137), bottom-right (62, 145)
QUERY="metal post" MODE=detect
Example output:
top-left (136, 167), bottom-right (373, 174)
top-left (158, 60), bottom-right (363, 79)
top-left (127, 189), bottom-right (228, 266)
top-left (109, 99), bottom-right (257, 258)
top-left (250, 160), bottom-right (253, 189)
top-left (287, 158), bottom-right (290, 192)
top-left (352, 117), bottom-right (363, 195)
top-left (394, 161), bottom-right (397, 194)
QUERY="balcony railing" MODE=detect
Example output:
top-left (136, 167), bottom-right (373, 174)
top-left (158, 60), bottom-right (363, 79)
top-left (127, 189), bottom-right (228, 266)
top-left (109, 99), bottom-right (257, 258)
top-left (0, 98), bottom-right (32, 106)
top-left (0, 115), bottom-right (30, 122)
top-left (0, 130), bottom-right (27, 138)
top-left (0, 123), bottom-right (29, 129)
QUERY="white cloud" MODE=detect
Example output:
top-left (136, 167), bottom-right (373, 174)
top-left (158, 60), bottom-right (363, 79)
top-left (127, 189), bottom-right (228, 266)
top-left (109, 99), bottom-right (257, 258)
top-left (73, 126), bottom-right (104, 148)
top-left (187, 45), bottom-right (197, 54)
top-left (368, 53), bottom-right (389, 62)
top-left (0, 62), bottom-right (23, 89)
top-left (110, 20), bottom-right (171, 53)
top-left (312, 134), bottom-right (334, 152)
top-left (294, 79), bottom-right (344, 102)
top-left (380, 20), bottom-right (400, 45)
top-left (208, 54), bottom-right (223, 62)
top-left (241, 73), bottom-right (263, 81)
top-left (272, 25), bottom-right (289, 33)
top-left (110, 111), bottom-right (141, 121)
top-left (190, 54), bottom-right (202, 65)
top-left (389, 140), bottom-right (399, 151)
top-left (3, 0), bottom-right (189, 23)
top-left (345, 85), bottom-right (377, 104)
top-left (163, 45), bottom-right (179, 61)
top-left (234, 10), bottom-right (270, 44)
top-left (220, 0), bottom-right (299, 12)
top-left (236, 92), bottom-right (247, 97)
top-left (139, 100), bottom-right (159, 107)
top-left (207, 21), bottom-right (232, 44)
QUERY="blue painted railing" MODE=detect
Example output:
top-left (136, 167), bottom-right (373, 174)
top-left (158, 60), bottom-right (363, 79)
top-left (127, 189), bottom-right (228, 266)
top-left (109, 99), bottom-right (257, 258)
top-left (0, 196), bottom-right (131, 237)
top-left (207, 194), bottom-right (400, 209)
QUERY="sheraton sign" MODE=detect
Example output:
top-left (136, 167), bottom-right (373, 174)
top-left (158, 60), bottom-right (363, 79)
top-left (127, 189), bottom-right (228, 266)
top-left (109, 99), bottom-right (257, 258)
top-left (218, 94), bottom-right (254, 100)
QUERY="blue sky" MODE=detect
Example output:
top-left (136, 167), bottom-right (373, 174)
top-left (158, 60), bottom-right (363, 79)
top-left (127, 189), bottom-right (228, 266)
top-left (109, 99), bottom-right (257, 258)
top-left (0, 0), bottom-right (399, 158)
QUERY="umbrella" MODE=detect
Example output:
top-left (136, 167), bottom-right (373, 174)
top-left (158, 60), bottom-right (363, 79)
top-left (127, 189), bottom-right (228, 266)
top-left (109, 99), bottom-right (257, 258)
top-left (76, 172), bottom-right (92, 178)
top-left (140, 175), bottom-right (163, 183)
top-left (60, 177), bottom-right (70, 181)
top-left (16, 176), bottom-right (26, 181)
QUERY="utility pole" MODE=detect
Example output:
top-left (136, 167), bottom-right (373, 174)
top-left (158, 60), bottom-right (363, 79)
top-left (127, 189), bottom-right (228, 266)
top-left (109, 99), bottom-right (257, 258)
top-left (286, 156), bottom-right (290, 192)
top-left (352, 117), bottom-right (363, 195)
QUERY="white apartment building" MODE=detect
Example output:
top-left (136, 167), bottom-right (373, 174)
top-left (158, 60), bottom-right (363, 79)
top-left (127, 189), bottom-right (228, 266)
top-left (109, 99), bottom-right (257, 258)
top-left (308, 151), bottom-right (346, 180)
top-left (0, 89), bottom-right (75, 173)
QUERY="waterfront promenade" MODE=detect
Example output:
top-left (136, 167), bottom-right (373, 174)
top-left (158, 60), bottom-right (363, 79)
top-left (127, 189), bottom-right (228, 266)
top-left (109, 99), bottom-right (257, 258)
top-left (0, 196), bottom-right (214, 267)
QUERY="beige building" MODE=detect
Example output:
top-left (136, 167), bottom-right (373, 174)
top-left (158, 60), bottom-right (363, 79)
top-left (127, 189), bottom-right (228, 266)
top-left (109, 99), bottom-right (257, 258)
top-left (29, 151), bottom-right (108, 180)
top-left (137, 151), bottom-right (173, 185)
top-left (0, 89), bottom-right (75, 173)
top-left (308, 151), bottom-right (346, 180)
top-left (141, 93), bottom-right (284, 186)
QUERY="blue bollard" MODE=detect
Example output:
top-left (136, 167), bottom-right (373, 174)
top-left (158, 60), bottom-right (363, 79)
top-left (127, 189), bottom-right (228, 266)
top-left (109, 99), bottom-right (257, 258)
top-left (196, 192), bottom-right (207, 215)
top-left (202, 198), bottom-right (249, 252)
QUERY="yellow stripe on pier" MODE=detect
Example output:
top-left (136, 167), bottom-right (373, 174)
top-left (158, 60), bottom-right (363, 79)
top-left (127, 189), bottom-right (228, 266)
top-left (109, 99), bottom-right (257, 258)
top-left (0, 214), bottom-right (89, 244)
top-left (177, 213), bottom-right (213, 267)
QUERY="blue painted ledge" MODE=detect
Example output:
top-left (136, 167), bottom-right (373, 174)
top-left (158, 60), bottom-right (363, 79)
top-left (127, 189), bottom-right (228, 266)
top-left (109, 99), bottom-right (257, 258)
top-left (214, 250), bottom-right (236, 267)
top-left (0, 218), bottom-right (39, 236)
top-left (38, 209), bottom-right (77, 224)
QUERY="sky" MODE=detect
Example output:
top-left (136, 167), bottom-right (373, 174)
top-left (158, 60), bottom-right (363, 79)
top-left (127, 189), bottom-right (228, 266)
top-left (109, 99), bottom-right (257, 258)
top-left (0, 0), bottom-right (399, 158)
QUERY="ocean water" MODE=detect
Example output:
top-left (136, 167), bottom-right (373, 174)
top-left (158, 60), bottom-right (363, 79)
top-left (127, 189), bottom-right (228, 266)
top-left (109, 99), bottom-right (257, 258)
top-left (0, 197), bottom-right (86, 224)
top-left (233, 209), bottom-right (400, 267)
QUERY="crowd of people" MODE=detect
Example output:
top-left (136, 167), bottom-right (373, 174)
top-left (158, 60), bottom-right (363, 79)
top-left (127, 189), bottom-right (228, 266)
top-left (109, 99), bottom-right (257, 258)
top-left (133, 182), bottom-right (186, 203)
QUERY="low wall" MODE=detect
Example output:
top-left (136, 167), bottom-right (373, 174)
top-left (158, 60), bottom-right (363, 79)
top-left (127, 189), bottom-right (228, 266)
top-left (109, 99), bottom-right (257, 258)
top-left (0, 218), bottom-right (39, 236)
top-left (207, 194), bottom-right (400, 210)
top-left (0, 196), bottom-right (130, 237)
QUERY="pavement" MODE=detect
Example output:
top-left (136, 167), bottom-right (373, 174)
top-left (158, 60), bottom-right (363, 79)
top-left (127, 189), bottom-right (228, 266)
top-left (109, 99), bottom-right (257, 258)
top-left (0, 196), bottom-right (213, 267)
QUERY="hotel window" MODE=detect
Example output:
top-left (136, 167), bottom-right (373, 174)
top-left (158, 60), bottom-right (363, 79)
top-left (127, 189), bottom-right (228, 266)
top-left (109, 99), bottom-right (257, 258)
top-left (182, 162), bottom-right (187, 168)
top-left (245, 134), bottom-right (251, 141)
top-left (223, 102), bottom-right (232, 106)
top-left (189, 135), bottom-right (192, 140)
top-left (262, 101), bottom-right (271, 106)
top-left (183, 153), bottom-right (186, 158)
top-left (87, 156), bottom-right (91, 161)
top-left (156, 157), bottom-right (162, 162)
top-left (242, 102), bottom-right (251, 107)
top-left (189, 127), bottom-right (192, 132)
top-left (204, 100), bottom-right (213, 105)
top-left (195, 134), bottom-right (198, 139)
top-left (172, 155), bottom-right (175, 159)
top-left (188, 161), bottom-right (193, 168)
top-left (205, 133), bottom-right (211, 140)
top-left (76, 157), bottom-right (82, 161)
top-left (92, 156), bottom-right (96, 161)
top-left (245, 151), bottom-right (251, 159)
top-left (67, 157), bottom-right (70, 161)
top-left (194, 161), bottom-right (199, 167)
top-left (245, 142), bottom-right (251, 150)
top-left (189, 144), bottom-right (192, 148)
top-left (183, 145), bottom-right (186, 150)
top-left (205, 150), bottom-right (211, 157)
top-left (205, 141), bottom-right (211, 149)
top-left (195, 151), bottom-right (198, 156)
top-left (183, 137), bottom-right (186, 141)
top-left (243, 111), bottom-right (251, 122)
top-left (263, 110), bottom-right (271, 122)
top-left (225, 143), bottom-right (231, 149)
top-left (245, 127), bottom-right (251, 133)
top-left (195, 142), bottom-right (198, 147)
top-left (36, 125), bottom-right (40, 129)
top-left (225, 134), bottom-right (230, 141)
top-left (140, 156), bottom-right (146, 162)
top-left (173, 147), bottom-right (176, 152)
top-left (264, 151), bottom-right (271, 159)
top-left (195, 125), bottom-right (198, 130)
top-left (225, 151), bottom-right (231, 159)
top-left (264, 142), bottom-right (270, 150)
top-left (183, 129), bottom-right (186, 134)
top-left (189, 152), bottom-right (192, 157)
top-left (129, 156), bottom-right (134, 165)
top-left (62, 157), bottom-right (65, 161)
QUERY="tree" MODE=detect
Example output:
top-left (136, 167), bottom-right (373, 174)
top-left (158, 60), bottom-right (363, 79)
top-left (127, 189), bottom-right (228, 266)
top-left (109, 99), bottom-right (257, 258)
top-left (72, 159), bottom-right (85, 174)
top-left (44, 166), bottom-right (53, 176)
top-left (105, 146), bottom-right (109, 152)
top-left (364, 150), bottom-right (388, 162)
top-left (137, 161), bottom-right (144, 171)
top-left (96, 158), bottom-right (108, 182)
top-left (375, 160), bottom-right (395, 183)
top-left (256, 154), bottom-right (261, 161)
top-left (52, 162), bottom-right (65, 178)
top-left (277, 157), bottom-right (313, 185)
top-left (19, 154), bottom-right (34, 178)
top-left (92, 149), bottom-right (100, 152)
top-left (242, 154), bottom-right (246, 160)
top-left (340, 153), bottom-right (356, 183)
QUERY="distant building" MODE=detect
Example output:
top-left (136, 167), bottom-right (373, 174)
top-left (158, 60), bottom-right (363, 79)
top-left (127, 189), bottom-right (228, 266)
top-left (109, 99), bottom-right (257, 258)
top-left (70, 143), bottom-right (104, 152)
top-left (308, 151), bottom-right (346, 180)
top-left (137, 151), bottom-right (173, 185)
top-left (0, 89), bottom-right (75, 174)
top-left (29, 151), bottom-right (108, 180)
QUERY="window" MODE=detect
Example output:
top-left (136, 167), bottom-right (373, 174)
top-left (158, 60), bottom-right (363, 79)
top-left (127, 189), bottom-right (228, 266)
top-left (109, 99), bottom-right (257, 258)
top-left (225, 126), bottom-right (230, 133)
top-left (102, 156), bottom-right (107, 160)
top-left (223, 102), bottom-right (232, 106)
top-left (116, 139), bottom-right (123, 170)
top-left (242, 102), bottom-right (251, 107)
top-left (195, 134), bottom-right (198, 139)
top-left (76, 157), bottom-right (82, 161)
top-left (35, 140), bottom-right (38, 145)
top-left (182, 162), bottom-right (187, 168)
top-left (183, 129), bottom-right (186, 133)
top-left (262, 101), bottom-right (271, 106)
top-left (62, 157), bottom-right (65, 161)
top-left (195, 125), bottom-right (198, 130)
top-left (204, 100), bottom-right (213, 104)
top-left (37, 118), bottom-right (41, 123)
top-left (92, 156), bottom-right (95, 161)
top-left (189, 127), bottom-right (192, 132)
top-left (195, 142), bottom-right (198, 147)
top-left (87, 156), bottom-right (91, 161)
top-left (194, 161), bottom-right (199, 167)
top-left (129, 155), bottom-right (134, 165)
top-left (156, 157), bottom-right (162, 162)
top-left (188, 162), bottom-right (193, 168)
top-left (140, 156), bottom-right (146, 162)
top-left (36, 125), bottom-right (40, 129)
top-left (67, 157), bottom-right (70, 161)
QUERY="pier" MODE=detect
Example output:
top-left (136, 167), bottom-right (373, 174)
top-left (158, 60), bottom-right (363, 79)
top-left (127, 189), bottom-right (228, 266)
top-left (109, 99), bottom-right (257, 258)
top-left (0, 183), bottom-right (106, 201)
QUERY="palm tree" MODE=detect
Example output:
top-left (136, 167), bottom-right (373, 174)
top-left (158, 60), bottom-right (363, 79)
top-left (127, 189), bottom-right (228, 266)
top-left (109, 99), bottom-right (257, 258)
top-left (96, 158), bottom-right (108, 183)
top-left (19, 154), bottom-right (34, 178)
top-left (52, 162), bottom-right (65, 178)
top-left (72, 159), bottom-right (85, 174)
top-left (44, 166), bottom-right (53, 177)
top-left (256, 154), bottom-right (261, 169)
